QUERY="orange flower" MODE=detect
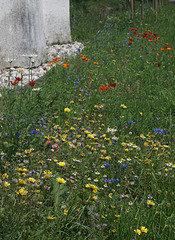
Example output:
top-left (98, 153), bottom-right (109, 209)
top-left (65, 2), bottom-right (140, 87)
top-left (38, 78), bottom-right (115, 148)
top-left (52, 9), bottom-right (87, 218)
top-left (63, 62), bottom-right (69, 68)
top-left (169, 55), bottom-right (173, 58)
top-left (167, 47), bottom-right (172, 51)
top-left (53, 57), bottom-right (61, 62)
top-left (157, 37), bottom-right (160, 40)
top-left (48, 62), bottom-right (55, 66)
top-left (165, 43), bottom-right (169, 46)
top-left (148, 38), bottom-right (152, 42)
top-left (82, 55), bottom-right (86, 61)
top-left (157, 53), bottom-right (160, 56)
top-left (93, 62), bottom-right (99, 65)
top-left (161, 48), bottom-right (165, 51)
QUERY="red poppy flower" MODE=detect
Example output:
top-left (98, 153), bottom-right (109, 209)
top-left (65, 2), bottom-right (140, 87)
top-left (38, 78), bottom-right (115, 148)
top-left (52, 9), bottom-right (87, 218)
top-left (109, 83), bottom-right (117, 88)
top-left (15, 77), bottom-right (22, 81)
top-left (43, 67), bottom-right (46, 70)
top-left (10, 76), bottom-right (22, 85)
top-left (128, 43), bottom-right (132, 46)
top-left (10, 81), bottom-right (17, 85)
top-left (158, 63), bottom-right (161, 67)
top-left (146, 52), bottom-right (148, 55)
top-left (130, 28), bottom-right (137, 31)
top-left (129, 38), bottom-right (134, 42)
top-left (29, 81), bottom-right (36, 87)
top-left (100, 86), bottom-right (109, 92)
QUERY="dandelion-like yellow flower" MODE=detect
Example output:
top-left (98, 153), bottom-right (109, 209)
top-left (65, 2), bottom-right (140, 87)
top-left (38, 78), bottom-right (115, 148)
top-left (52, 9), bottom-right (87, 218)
top-left (47, 216), bottom-right (55, 220)
top-left (2, 173), bottom-right (8, 179)
top-left (134, 229), bottom-right (141, 235)
top-left (4, 182), bottom-right (10, 187)
top-left (57, 178), bottom-right (66, 184)
top-left (64, 210), bottom-right (68, 215)
top-left (92, 195), bottom-right (98, 201)
top-left (120, 104), bottom-right (127, 109)
top-left (18, 188), bottom-right (28, 195)
top-left (141, 226), bottom-right (148, 233)
top-left (64, 108), bottom-right (70, 112)
top-left (28, 178), bottom-right (36, 183)
top-left (147, 200), bottom-right (155, 206)
top-left (58, 162), bottom-right (66, 167)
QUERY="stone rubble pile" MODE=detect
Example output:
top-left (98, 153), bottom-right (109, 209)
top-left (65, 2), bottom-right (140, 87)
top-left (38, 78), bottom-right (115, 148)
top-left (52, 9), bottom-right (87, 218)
top-left (0, 41), bottom-right (84, 89)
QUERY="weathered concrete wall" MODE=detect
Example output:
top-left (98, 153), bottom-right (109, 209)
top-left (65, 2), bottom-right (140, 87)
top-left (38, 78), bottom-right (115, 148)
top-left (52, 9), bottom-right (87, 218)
top-left (0, 0), bottom-right (46, 68)
top-left (43, 0), bottom-right (71, 45)
top-left (0, 0), bottom-right (71, 69)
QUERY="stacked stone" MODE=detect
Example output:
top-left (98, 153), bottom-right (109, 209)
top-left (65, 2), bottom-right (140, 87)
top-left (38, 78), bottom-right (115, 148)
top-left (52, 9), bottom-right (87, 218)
top-left (0, 41), bottom-right (84, 89)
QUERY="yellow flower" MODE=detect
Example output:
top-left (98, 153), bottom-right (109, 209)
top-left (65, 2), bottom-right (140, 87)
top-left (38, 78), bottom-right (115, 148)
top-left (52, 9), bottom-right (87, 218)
top-left (112, 229), bottom-right (116, 232)
top-left (64, 108), bottom-right (70, 112)
top-left (44, 170), bottom-right (52, 175)
top-left (85, 184), bottom-right (99, 192)
top-left (4, 182), bottom-right (10, 187)
top-left (58, 162), bottom-right (66, 167)
top-left (18, 179), bottom-right (26, 184)
top-left (134, 229), bottom-right (141, 235)
top-left (18, 188), bottom-right (28, 195)
top-left (47, 216), bottom-right (55, 220)
top-left (141, 226), bottom-right (148, 233)
top-left (120, 104), bottom-right (127, 109)
top-left (57, 178), bottom-right (66, 184)
top-left (28, 178), bottom-right (36, 183)
top-left (2, 173), bottom-right (8, 179)
top-left (109, 193), bottom-right (113, 198)
top-left (115, 215), bottom-right (120, 218)
top-left (92, 195), bottom-right (98, 201)
top-left (64, 209), bottom-right (68, 215)
top-left (147, 200), bottom-right (155, 206)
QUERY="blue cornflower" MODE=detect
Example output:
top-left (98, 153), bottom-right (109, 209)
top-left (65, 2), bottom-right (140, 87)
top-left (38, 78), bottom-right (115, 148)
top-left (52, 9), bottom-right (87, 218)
top-left (112, 179), bottom-right (119, 183)
top-left (74, 82), bottom-right (79, 84)
top-left (104, 179), bottom-right (112, 183)
top-left (128, 121), bottom-right (134, 124)
top-left (154, 128), bottom-right (166, 134)
top-left (121, 164), bottom-right (128, 169)
top-left (103, 163), bottom-right (111, 168)
top-left (30, 130), bottom-right (39, 135)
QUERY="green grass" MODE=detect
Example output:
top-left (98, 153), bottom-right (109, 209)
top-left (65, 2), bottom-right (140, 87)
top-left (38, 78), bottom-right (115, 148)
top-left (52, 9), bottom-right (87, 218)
top-left (0, 1), bottom-right (175, 239)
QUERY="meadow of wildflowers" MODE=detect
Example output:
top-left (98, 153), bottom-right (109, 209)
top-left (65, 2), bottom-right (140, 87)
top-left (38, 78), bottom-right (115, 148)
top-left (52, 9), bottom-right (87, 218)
top-left (0, 1), bottom-right (175, 239)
